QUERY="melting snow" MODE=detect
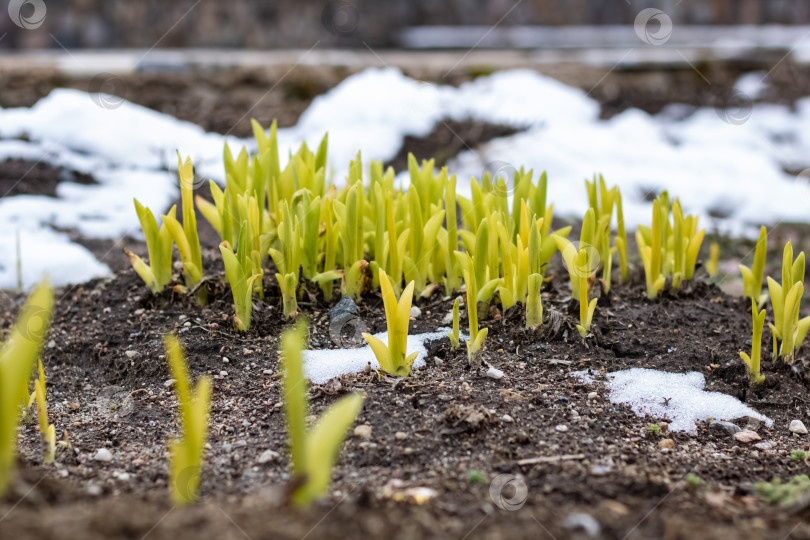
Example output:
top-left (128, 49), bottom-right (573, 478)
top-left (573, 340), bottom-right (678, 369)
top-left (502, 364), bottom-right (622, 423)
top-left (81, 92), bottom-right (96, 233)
top-left (302, 330), bottom-right (455, 384)
top-left (570, 368), bottom-right (772, 434)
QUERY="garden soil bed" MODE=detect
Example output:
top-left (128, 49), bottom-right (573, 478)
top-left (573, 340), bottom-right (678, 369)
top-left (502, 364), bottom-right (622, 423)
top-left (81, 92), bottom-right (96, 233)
top-left (2, 247), bottom-right (810, 540)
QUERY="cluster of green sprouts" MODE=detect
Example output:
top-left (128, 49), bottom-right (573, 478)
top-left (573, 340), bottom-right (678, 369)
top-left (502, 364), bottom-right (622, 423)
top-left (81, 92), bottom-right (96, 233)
top-left (636, 192), bottom-right (705, 299)
top-left (736, 230), bottom-right (810, 383)
top-left (129, 119), bottom-right (587, 368)
top-left (127, 118), bottom-right (810, 383)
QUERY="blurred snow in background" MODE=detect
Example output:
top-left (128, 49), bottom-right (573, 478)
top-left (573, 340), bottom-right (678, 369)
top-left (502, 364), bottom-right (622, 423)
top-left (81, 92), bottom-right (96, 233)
top-left (2, 67), bottom-right (810, 288)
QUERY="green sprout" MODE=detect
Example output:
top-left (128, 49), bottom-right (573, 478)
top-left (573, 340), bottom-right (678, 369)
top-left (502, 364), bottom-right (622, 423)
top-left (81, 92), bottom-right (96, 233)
top-left (740, 299), bottom-right (766, 385)
top-left (162, 154), bottom-right (206, 305)
top-left (362, 270), bottom-right (419, 377)
top-left (756, 475), bottom-right (810, 507)
top-left (164, 334), bottom-right (211, 505)
top-left (30, 360), bottom-right (55, 463)
top-left (739, 226), bottom-right (767, 307)
top-left (220, 223), bottom-right (262, 331)
top-left (127, 200), bottom-right (175, 294)
top-left (575, 248), bottom-right (598, 338)
top-left (685, 473), bottom-right (703, 487)
top-left (448, 297), bottom-right (461, 350)
top-left (455, 252), bottom-right (489, 366)
top-left (767, 241), bottom-right (810, 362)
top-left (468, 470), bottom-right (488, 484)
top-left (637, 198), bottom-right (666, 299)
top-left (0, 281), bottom-right (53, 495)
top-left (281, 320), bottom-right (364, 506)
top-left (615, 190), bottom-right (629, 283)
top-left (268, 200), bottom-right (302, 318)
top-left (707, 241), bottom-right (719, 277)
top-left (525, 211), bottom-right (546, 328)
top-left (791, 450), bottom-right (806, 463)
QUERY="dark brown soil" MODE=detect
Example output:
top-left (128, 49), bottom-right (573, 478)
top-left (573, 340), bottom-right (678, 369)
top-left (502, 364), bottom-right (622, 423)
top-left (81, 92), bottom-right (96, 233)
top-left (384, 120), bottom-right (521, 172)
top-left (0, 66), bottom-right (355, 137)
top-left (1, 244), bottom-right (810, 539)
top-left (0, 158), bottom-right (96, 199)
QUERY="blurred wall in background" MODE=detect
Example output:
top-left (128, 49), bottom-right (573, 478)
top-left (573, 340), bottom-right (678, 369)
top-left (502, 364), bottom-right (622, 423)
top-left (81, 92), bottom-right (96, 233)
top-left (1, 0), bottom-right (808, 50)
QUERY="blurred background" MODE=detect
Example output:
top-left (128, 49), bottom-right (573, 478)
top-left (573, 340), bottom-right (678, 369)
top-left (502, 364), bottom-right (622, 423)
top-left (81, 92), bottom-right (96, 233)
top-left (2, 0), bottom-right (810, 50)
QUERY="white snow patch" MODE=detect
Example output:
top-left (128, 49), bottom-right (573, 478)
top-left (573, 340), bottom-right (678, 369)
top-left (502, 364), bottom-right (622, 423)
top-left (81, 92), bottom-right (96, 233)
top-left (302, 329), bottom-right (454, 384)
top-left (0, 228), bottom-right (110, 290)
top-left (570, 368), bottom-right (772, 434)
top-left (734, 71), bottom-right (769, 100)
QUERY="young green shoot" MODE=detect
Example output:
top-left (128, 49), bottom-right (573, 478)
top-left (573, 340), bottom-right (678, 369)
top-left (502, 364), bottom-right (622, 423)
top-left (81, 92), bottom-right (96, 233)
top-left (164, 334), bottom-right (212, 505)
top-left (767, 241), bottom-right (810, 362)
top-left (739, 226), bottom-right (768, 307)
top-left (739, 299), bottom-right (766, 385)
top-left (281, 320), bottom-right (364, 506)
top-left (707, 241), bottom-right (719, 277)
top-left (220, 223), bottom-right (263, 331)
top-left (455, 252), bottom-right (489, 366)
top-left (268, 201), bottom-right (302, 318)
top-left (30, 360), bottom-right (55, 463)
top-left (615, 190), bottom-right (629, 283)
top-left (162, 154), bottom-right (206, 305)
top-left (448, 297), bottom-right (461, 350)
top-left (0, 281), bottom-right (53, 495)
top-left (362, 270), bottom-right (419, 377)
top-left (575, 248), bottom-right (598, 338)
top-left (636, 198), bottom-right (666, 299)
top-left (127, 201), bottom-right (176, 294)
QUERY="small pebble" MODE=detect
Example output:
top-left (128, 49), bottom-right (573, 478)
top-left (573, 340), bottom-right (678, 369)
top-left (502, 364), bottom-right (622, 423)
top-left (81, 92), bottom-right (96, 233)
top-left (257, 450), bottom-right (280, 464)
top-left (86, 484), bottom-right (103, 496)
top-left (734, 430), bottom-right (762, 443)
top-left (354, 425), bottom-right (372, 439)
top-left (220, 371), bottom-right (228, 377)
top-left (222, 357), bottom-right (230, 363)
top-left (709, 420), bottom-right (741, 437)
top-left (94, 448), bottom-right (113, 462)
top-left (790, 420), bottom-right (808, 435)
top-left (125, 350), bottom-right (138, 359)
top-left (263, 369), bottom-right (273, 375)
top-left (563, 513), bottom-right (600, 537)
top-left (410, 306), bottom-right (422, 319)
top-left (555, 424), bottom-right (568, 432)
top-left (501, 414), bottom-right (514, 423)
top-left (587, 392), bottom-right (598, 400)
top-left (658, 439), bottom-right (675, 450)
top-left (753, 441), bottom-right (773, 451)
top-left (394, 431), bottom-right (408, 440)
top-left (486, 366), bottom-right (504, 380)
top-left (163, 379), bottom-right (176, 388)
top-left (442, 311), bottom-right (454, 325)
